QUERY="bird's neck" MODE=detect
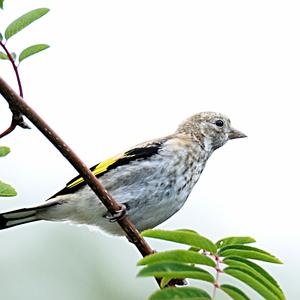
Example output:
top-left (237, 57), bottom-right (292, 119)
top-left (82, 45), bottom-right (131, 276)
top-left (201, 137), bottom-right (215, 155)
top-left (185, 132), bottom-right (215, 157)
top-left (174, 131), bottom-right (216, 158)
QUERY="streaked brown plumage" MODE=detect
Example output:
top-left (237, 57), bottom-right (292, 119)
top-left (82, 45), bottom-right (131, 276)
top-left (0, 112), bottom-right (246, 235)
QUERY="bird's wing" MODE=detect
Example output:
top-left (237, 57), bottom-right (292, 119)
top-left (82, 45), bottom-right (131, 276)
top-left (48, 139), bottom-right (165, 199)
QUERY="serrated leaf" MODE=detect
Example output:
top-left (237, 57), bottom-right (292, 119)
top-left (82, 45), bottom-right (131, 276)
top-left (138, 250), bottom-right (216, 267)
top-left (5, 8), bottom-right (50, 40)
top-left (221, 284), bottom-right (251, 300)
top-left (0, 51), bottom-right (8, 60)
top-left (218, 245), bottom-right (282, 264)
top-left (149, 287), bottom-right (212, 300)
top-left (19, 44), bottom-right (49, 63)
top-left (138, 262), bottom-right (214, 283)
top-left (223, 257), bottom-right (285, 300)
top-left (142, 229), bottom-right (217, 254)
top-left (0, 146), bottom-right (10, 156)
top-left (224, 267), bottom-right (283, 300)
top-left (216, 236), bottom-right (256, 248)
top-left (0, 181), bottom-right (17, 197)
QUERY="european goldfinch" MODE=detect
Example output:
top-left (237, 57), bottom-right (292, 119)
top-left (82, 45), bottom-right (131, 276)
top-left (0, 112), bottom-right (246, 235)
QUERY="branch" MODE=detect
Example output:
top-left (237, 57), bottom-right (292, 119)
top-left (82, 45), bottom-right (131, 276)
top-left (0, 41), bottom-right (30, 138)
top-left (0, 41), bottom-right (24, 97)
top-left (0, 76), bottom-right (155, 259)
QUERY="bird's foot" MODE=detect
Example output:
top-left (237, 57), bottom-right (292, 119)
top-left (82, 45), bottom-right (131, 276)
top-left (105, 204), bottom-right (127, 223)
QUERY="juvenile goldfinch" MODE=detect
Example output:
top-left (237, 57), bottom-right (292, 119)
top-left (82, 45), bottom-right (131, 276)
top-left (0, 112), bottom-right (246, 235)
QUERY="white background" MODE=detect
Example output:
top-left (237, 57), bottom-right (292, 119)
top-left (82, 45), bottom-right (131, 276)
top-left (0, 1), bottom-right (299, 299)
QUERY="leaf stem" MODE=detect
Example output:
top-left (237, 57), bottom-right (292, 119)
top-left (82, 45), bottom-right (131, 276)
top-left (0, 40), bottom-right (23, 96)
top-left (212, 255), bottom-right (222, 300)
top-left (0, 40), bottom-right (30, 138)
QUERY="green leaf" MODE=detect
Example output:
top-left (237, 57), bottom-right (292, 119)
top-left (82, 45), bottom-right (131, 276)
top-left (224, 267), bottom-right (284, 300)
top-left (176, 229), bottom-right (199, 234)
top-left (188, 246), bottom-right (201, 252)
top-left (218, 245), bottom-right (282, 264)
top-left (0, 146), bottom-right (10, 156)
top-left (142, 229), bottom-right (217, 254)
top-left (0, 0), bottom-right (3, 9)
top-left (0, 32), bottom-right (3, 40)
top-left (149, 287), bottom-right (212, 300)
top-left (19, 44), bottom-right (49, 63)
top-left (216, 236), bottom-right (256, 248)
top-left (221, 284), bottom-right (251, 300)
top-left (0, 52), bottom-right (16, 61)
top-left (159, 276), bottom-right (172, 288)
top-left (138, 250), bottom-right (216, 267)
top-left (0, 51), bottom-right (8, 60)
top-left (223, 257), bottom-right (285, 300)
top-left (5, 8), bottom-right (50, 40)
top-left (223, 257), bottom-right (282, 290)
top-left (138, 262), bottom-right (214, 283)
top-left (0, 181), bottom-right (17, 197)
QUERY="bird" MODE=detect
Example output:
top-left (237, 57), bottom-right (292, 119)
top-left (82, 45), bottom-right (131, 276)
top-left (0, 112), bottom-right (246, 236)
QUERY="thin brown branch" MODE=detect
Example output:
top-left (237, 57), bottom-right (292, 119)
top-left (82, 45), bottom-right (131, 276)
top-left (0, 120), bottom-right (17, 138)
top-left (0, 112), bottom-right (30, 138)
top-left (0, 41), bottom-right (23, 97)
top-left (0, 75), bottom-right (155, 259)
top-left (0, 40), bottom-right (30, 138)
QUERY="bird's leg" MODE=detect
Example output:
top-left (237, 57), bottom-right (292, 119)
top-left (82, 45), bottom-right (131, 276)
top-left (105, 204), bottom-right (127, 222)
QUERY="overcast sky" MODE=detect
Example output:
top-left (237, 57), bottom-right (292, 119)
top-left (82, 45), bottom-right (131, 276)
top-left (0, 1), bottom-right (299, 299)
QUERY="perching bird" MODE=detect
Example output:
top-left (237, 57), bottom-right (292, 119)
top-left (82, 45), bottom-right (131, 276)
top-left (0, 112), bottom-right (246, 235)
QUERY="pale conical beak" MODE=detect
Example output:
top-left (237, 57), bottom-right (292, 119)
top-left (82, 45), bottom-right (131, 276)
top-left (228, 128), bottom-right (247, 140)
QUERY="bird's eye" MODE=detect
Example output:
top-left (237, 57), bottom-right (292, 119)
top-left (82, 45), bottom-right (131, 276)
top-left (215, 120), bottom-right (224, 127)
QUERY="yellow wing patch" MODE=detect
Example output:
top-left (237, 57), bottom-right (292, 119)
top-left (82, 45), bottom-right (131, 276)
top-left (66, 152), bottom-right (124, 189)
top-left (48, 141), bottom-right (162, 199)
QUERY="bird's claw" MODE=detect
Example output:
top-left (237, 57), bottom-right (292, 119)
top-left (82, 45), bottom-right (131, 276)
top-left (105, 204), bottom-right (127, 222)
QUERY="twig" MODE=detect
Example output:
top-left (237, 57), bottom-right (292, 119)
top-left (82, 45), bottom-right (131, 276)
top-left (0, 41), bottom-right (23, 97)
top-left (0, 41), bottom-right (30, 138)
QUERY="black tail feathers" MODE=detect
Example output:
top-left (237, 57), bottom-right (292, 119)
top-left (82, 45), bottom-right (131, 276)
top-left (0, 207), bottom-right (40, 230)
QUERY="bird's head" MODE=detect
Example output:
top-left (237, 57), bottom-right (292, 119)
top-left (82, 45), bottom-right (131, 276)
top-left (176, 112), bottom-right (247, 151)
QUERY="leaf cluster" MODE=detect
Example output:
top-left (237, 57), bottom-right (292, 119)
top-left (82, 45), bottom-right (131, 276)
top-left (0, 8), bottom-right (50, 64)
top-left (138, 229), bottom-right (285, 300)
top-left (0, 146), bottom-right (17, 196)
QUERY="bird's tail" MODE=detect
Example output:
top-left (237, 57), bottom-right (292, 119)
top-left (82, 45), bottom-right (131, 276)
top-left (0, 207), bottom-right (41, 230)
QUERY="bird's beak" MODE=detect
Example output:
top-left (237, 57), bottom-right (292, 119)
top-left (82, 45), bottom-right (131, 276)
top-left (228, 128), bottom-right (247, 140)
